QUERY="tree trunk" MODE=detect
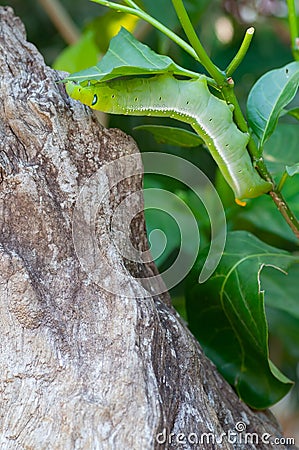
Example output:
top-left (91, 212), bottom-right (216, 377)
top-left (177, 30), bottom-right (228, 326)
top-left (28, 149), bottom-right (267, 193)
top-left (0, 7), bottom-right (296, 450)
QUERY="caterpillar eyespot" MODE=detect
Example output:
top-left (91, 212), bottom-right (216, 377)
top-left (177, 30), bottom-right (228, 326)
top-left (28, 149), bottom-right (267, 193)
top-left (65, 75), bottom-right (272, 200)
top-left (92, 94), bottom-right (98, 106)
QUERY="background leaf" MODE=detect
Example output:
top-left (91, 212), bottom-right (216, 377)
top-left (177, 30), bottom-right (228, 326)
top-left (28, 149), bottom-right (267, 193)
top-left (263, 124), bottom-right (299, 174)
top-left (134, 125), bottom-right (203, 147)
top-left (247, 61), bottom-right (299, 147)
top-left (286, 163), bottom-right (299, 176)
top-left (186, 231), bottom-right (295, 409)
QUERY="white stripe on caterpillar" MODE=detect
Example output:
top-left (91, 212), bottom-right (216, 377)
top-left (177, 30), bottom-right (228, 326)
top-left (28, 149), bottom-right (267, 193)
top-left (66, 75), bottom-right (272, 200)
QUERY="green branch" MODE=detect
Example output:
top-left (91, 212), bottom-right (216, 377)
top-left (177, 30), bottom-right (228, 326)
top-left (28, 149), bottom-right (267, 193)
top-left (269, 190), bottom-right (299, 239)
top-left (277, 171), bottom-right (289, 192)
top-left (171, 0), bottom-right (225, 85)
top-left (286, 0), bottom-right (299, 60)
top-left (123, 0), bottom-right (141, 9)
top-left (38, 0), bottom-right (80, 44)
top-left (91, 0), bottom-right (200, 62)
top-left (226, 27), bottom-right (255, 76)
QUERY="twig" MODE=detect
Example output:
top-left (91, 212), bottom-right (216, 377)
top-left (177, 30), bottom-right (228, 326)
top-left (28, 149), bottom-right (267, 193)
top-left (277, 171), bottom-right (289, 193)
top-left (226, 27), bottom-right (255, 76)
top-left (171, 0), bottom-right (225, 85)
top-left (269, 190), bottom-right (299, 239)
top-left (38, 0), bottom-right (80, 45)
top-left (286, 0), bottom-right (299, 60)
top-left (91, 0), bottom-right (200, 62)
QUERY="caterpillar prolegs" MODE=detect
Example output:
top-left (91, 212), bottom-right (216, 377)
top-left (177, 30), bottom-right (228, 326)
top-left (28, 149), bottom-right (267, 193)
top-left (66, 75), bottom-right (272, 200)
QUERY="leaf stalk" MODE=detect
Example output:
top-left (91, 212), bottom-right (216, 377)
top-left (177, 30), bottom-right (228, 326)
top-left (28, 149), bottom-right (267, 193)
top-left (226, 27), bottom-right (255, 77)
top-left (171, 0), bottom-right (226, 85)
top-left (286, 0), bottom-right (299, 60)
top-left (91, 0), bottom-right (200, 62)
top-left (269, 190), bottom-right (299, 239)
top-left (277, 171), bottom-right (289, 192)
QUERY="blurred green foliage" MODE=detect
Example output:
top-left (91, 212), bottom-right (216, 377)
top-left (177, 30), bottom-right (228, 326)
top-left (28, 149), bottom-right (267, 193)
top-left (1, 0), bottom-right (103, 63)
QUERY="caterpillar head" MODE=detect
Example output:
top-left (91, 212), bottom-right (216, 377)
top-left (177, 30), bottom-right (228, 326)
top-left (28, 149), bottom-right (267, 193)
top-left (65, 82), bottom-right (96, 108)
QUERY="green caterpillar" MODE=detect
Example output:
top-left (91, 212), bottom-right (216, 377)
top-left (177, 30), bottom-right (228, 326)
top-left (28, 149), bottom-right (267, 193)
top-left (66, 75), bottom-right (272, 200)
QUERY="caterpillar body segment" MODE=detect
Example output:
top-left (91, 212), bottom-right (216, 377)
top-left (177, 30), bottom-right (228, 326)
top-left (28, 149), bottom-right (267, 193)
top-left (66, 75), bottom-right (272, 200)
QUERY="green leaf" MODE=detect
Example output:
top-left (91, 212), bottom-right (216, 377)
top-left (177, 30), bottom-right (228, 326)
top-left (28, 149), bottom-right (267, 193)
top-left (286, 163), bottom-right (299, 176)
top-left (247, 61), bottom-right (299, 147)
top-left (134, 125), bottom-right (203, 147)
top-left (263, 124), bottom-right (299, 175)
top-left (186, 231), bottom-right (295, 409)
top-left (64, 27), bottom-right (196, 83)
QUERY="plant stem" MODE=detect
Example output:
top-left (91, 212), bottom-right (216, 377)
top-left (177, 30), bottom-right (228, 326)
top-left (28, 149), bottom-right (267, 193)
top-left (123, 0), bottom-right (141, 9)
top-left (286, 0), bottom-right (299, 60)
top-left (91, 0), bottom-right (200, 62)
top-left (170, 0), bottom-right (259, 164)
top-left (220, 79), bottom-right (274, 185)
top-left (269, 190), bottom-right (299, 239)
top-left (171, 0), bottom-right (225, 85)
top-left (169, 0), bottom-right (273, 183)
top-left (277, 171), bottom-right (289, 192)
top-left (226, 27), bottom-right (255, 76)
top-left (38, 0), bottom-right (80, 44)
top-left (221, 79), bottom-right (248, 131)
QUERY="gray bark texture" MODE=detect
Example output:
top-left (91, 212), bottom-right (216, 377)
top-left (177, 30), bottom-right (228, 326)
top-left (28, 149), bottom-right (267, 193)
top-left (0, 6), bottom-right (296, 450)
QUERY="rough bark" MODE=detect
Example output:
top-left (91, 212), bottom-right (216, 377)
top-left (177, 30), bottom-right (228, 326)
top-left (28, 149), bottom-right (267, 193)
top-left (0, 7), bottom-right (296, 450)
